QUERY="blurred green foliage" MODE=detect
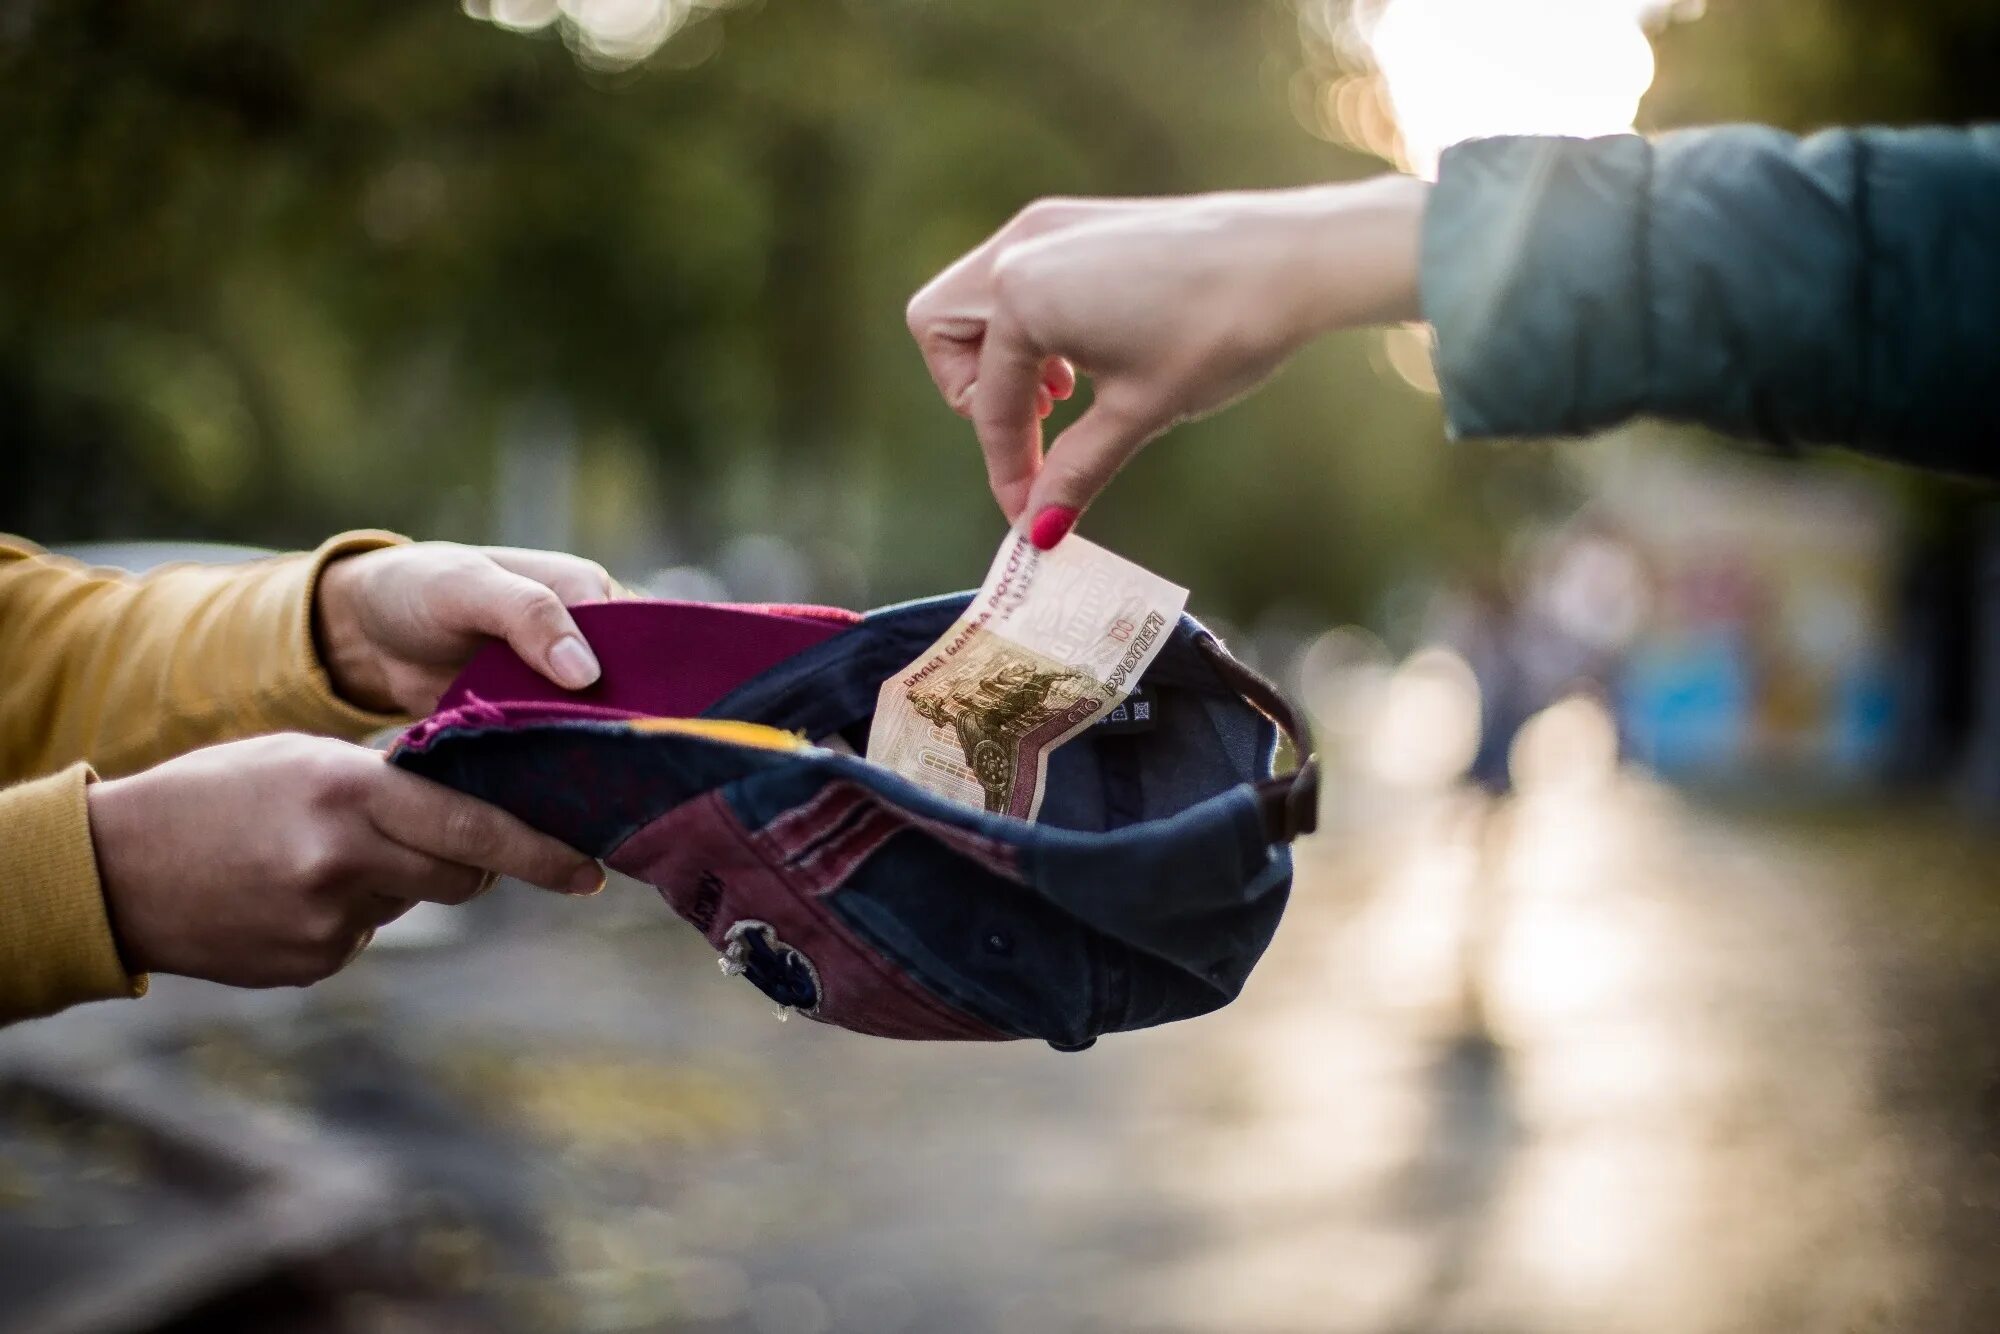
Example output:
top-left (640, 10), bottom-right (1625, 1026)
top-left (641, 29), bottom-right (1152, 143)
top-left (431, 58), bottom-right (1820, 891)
top-left (0, 0), bottom-right (1455, 618)
top-left (1, 0), bottom-right (1995, 618)
top-left (1646, 0), bottom-right (2000, 131)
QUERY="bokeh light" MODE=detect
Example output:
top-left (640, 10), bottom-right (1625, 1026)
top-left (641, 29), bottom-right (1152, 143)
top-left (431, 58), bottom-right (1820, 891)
top-left (1365, 646), bottom-right (1483, 788)
top-left (1508, 691), bottom-right (1622, 792)
top-left (1367, 0), bottom-right (1667, 176)
top-left (1308, 0), bottom-right (1702, 177)
top-left (463, 0), bottom-right (734, 69)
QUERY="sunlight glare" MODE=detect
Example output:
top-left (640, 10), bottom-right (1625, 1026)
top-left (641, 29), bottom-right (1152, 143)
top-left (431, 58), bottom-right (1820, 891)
top-left (468, 0), bottom-right (734, 68)
top-left (1349, 0), bottom-right (1678, 177)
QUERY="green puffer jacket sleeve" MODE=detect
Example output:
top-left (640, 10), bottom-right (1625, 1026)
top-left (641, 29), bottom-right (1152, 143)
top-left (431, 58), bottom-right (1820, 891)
top-left (1420, 125), bottom-right (2000, 478)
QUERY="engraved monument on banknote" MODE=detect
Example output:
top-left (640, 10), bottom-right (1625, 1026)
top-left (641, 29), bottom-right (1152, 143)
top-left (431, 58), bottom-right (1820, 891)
top-left (908, 647), bottom-right (1096, 813)
top-left (868, 526), bottom-right (1188, 821)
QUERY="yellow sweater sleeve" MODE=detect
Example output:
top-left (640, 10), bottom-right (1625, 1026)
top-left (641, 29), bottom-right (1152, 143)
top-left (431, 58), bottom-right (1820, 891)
top-left (0, 765), bottom-right (137, 1020)
top-left (0, 531), bottom-right (408, 1023)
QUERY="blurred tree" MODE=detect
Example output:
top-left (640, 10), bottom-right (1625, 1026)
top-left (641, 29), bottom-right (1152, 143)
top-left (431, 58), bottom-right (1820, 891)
top-left (1646, 0), bottom-right (2000, 130)
top-left (0, 0), bottom-right (1989, 621)
top-left (0, 0), bottom-right (1455, 620)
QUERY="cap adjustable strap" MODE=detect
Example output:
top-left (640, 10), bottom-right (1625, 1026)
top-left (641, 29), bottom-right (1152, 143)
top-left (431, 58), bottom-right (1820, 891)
top-left (1193, 635), bottom-right (1320, 845)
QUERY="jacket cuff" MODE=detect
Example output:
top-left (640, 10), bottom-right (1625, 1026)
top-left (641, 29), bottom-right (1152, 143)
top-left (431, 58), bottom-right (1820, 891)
top-left (266, 530), bottom-right (412, 739)
top-left (0, 764), bottom-right (143, 1023)
top-left (1422, 134), bottom-right (1652, 440)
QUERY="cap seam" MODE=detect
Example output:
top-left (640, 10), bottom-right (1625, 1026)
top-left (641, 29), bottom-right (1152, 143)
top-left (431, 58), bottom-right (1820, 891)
top-left (715, 788), bottom-right (1006, 1040)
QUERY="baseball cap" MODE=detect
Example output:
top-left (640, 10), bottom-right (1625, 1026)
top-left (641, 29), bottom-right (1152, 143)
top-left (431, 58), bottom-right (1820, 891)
top-left (392, 594), bottom-right (1318, 1050)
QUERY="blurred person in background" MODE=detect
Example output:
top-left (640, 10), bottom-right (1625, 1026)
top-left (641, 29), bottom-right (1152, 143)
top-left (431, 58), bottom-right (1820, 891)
top-left (907, 124), bottom-right (1999, 549)
top-left (0, 533), bottom-right (616, 1025)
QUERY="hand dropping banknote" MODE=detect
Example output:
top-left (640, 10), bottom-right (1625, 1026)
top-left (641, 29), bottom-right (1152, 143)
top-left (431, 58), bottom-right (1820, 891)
top-left (867, 526), bottom-right (1188, 820)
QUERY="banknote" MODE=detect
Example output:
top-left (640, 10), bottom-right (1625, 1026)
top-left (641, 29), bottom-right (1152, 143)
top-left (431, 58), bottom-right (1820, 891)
top-left (867, 526), bottom-right (1188, 820)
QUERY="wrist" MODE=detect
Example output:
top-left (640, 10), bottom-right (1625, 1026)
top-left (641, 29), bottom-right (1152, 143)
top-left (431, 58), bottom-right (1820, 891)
top-left (312, 554), bottom-right (397, 714)
top-left (86, 777), bottom-right (157, 977)
top-left (1271, 175), bottom-right (1429, 338)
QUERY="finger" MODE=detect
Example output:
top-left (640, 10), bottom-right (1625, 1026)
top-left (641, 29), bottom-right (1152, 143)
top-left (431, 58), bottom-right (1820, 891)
top-left (1042, 357), bottom-right (1077, 401)
top-left (1020, 395), bottom-right (1166, 548)
top-left (480, 548), bottom-right (617, 605)
top-left (365, 767), bottom-right (604, 897)
top-left (351, 789), bottom-right (493, 901)
top-left (440, 562), bottom-right (600, 691)
top-left (915, 318), bottom-right (987, 420)
top-left (907, 249), bottom-right (995, 417)
top-left (907, 200), bottom-right (1137, 417)
top-left (969, 313), bottom-right (1050, 523)
top-left (1035, 386), bottom-right (1054, 419)
top-left (348, 849), bottom-right (496, 915)
top-left (358, 842), bottom-right (491, 908)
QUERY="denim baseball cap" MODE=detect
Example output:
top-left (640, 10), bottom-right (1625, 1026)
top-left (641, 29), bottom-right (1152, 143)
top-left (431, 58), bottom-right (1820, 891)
top-left (392, 594), bottom-right (1318, 1050)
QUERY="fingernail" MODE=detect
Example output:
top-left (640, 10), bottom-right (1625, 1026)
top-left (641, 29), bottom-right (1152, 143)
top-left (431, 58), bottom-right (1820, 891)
top-left (1029, 505), bottom-right (1080, 551)
top-left (1035, 388), bottom-right (1054, 419)
top-left (567, 866), bottom-right (606, 897)
top-left (550, 636), bottom-right (600, 690)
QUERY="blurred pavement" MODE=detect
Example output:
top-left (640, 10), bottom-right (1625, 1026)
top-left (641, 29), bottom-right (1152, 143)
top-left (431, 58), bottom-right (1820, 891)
top-left (6, 772), bottom-right (1998, 1334)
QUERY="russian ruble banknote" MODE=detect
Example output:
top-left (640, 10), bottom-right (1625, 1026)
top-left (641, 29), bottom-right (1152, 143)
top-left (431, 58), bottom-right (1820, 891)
top-left (867, 526), bottom-right (1188, 820)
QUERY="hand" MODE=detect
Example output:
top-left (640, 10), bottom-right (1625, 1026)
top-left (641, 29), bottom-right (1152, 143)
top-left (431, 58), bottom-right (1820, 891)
top-left (87, 734), bottom-right (604, 988)
top-left (315, 542), bottom-right (620, 715)
top-left (905, 175), bottom-right (1430, 544)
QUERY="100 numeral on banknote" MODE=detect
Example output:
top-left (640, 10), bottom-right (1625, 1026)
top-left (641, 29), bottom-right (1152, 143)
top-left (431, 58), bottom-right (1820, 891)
top-left (866, 527), bottom-right (1188, 820)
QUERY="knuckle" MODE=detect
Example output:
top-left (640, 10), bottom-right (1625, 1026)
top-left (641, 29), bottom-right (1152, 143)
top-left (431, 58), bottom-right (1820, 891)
top-left (431, 867), bottom-right (485, 906)
top-left (267, 734), bottom-right (329, 778)
top-left (302, 904), bottom-right (352, 952)
top-left (508, 580), bottom-right (565, 629)
top-left (299, 748), bottom-right (368, 808)
top-left (1011, 196), bottom-right (1070, 231)
top-left (424, 541), bottom-right (477, 571)
top-left (287, 833), bottom-right (346, 892)
top-left (261, 732), bottom-right (318, 762)
top-left (989, 247), bottom-right (1052, 322)
top-left (1041, 454), bottom-right (1091, 493)
top-left (438, 802), bottom-right (492, 860)
top-left (989, 245), bottom-right (1033, 297)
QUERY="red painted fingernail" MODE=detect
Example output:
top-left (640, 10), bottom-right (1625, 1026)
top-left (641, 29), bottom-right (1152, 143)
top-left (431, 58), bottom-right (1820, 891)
top-left (1035, 388), bottom-right (1054, 419)
top-left (1029, 505), bottom-right (1080, 551)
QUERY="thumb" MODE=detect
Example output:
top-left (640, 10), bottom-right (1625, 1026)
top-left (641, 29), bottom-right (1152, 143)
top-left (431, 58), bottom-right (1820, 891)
top-left (1019, 394), bottom-right (1164, 550)
top-left (445, 562), bottom-right (602, 691)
